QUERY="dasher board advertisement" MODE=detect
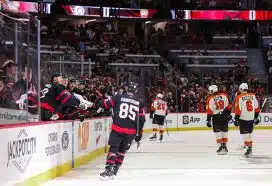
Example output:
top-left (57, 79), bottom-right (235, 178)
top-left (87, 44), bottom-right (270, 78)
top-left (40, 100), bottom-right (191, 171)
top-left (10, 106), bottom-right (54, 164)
top-left (74, 117), bottom-right (109, 159)
top-left (0, 121), bottom-right (72, 185)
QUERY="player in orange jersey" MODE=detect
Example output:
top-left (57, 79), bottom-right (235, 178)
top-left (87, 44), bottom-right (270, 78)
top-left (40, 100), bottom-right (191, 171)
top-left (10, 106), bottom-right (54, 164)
top-left (234, 83), bottom-right (260, 157)
top-left (149, 94), bottom-right (168, 142)
top-left (206, 85), bottom-right (232, 155)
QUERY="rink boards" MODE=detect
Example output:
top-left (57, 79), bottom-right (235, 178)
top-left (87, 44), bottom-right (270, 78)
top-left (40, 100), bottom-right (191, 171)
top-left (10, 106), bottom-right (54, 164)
top-left (0, 113), bottom-right (271, 186)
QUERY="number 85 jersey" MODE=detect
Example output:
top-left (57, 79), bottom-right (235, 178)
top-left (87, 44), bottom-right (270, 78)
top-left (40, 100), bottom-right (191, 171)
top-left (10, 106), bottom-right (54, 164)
top-left (206, 93), bottom-right (231, 115)
top-left (100, 94), bottom-right (146, 135)
top-left (234, 93), bottom-right (260, 121)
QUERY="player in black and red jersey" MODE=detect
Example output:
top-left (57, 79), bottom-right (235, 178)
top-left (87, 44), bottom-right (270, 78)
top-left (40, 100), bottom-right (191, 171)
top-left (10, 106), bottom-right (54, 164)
top-left (98, 82), bottom-right (146, 181)
top-left (40, 74), bottom-right (87, 121)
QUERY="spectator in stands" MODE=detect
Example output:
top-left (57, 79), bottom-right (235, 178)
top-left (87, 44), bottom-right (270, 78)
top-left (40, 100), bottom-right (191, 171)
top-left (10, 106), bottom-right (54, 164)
top-left (0, 77), bottom-right (7, 107)
top-left (1, 60), bottom-right (17, 85)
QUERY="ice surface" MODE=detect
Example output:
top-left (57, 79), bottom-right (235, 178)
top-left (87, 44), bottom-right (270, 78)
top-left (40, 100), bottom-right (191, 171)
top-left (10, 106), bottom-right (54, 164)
top-left (43, 130), bottom-right (272, 186)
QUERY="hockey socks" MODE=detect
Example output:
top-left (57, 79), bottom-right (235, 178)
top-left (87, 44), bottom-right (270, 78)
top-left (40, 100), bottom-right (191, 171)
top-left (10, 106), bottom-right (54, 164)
top-left (113, 152), bottom-right (125, 176)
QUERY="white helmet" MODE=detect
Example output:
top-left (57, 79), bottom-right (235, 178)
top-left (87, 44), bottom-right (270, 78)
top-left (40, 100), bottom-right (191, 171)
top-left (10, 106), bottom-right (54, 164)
top-left (156, 94), bottom-right (163, 99)
top-left (239, 83), bottom-right (248, 92)
top-left (208, 85), bottom-right (218, 94)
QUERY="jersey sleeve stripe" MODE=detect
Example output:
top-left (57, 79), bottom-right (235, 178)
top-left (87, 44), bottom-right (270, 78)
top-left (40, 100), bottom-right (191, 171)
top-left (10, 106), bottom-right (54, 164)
top-left (109, 99), bottom-right (115, 107)
top-left (56, 90), bottom-right (67, 100)
top-left (104, 100), bottom-right (109, 109)
top-left (255, 107), bottom-right (260, 112)
top-left (61, 95), bottom-right (72, 104)
top-left (234, 95), bottom-right (241, 115)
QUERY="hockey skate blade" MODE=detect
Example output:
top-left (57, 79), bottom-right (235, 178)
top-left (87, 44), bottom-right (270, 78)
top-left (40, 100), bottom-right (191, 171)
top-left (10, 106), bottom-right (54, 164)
top-left (217, 150), bottom-right (228, 155)
top-left (100, 176), bottom-right (114, 181)
top-left (245, 154), bottom-right (252, 158)
top-left (217, 152), bottom-right (227, 155)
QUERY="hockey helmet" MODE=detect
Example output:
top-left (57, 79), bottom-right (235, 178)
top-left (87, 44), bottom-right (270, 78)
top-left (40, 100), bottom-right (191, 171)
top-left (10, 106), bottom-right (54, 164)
top-left (208, 85), bottom-right (218, 94)
top-left (239, 83), bottom-right (248, 92)
top-left (127, 82), bottom-right (138, 94)
top-left (156, 93), bottom-right (163, 99)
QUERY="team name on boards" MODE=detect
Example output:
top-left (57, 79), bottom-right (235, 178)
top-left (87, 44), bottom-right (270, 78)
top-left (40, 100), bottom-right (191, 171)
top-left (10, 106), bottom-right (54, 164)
top-left (242, 96), bottom-right (253, 101)
top-left (121, 97), bottom-right (139, 105)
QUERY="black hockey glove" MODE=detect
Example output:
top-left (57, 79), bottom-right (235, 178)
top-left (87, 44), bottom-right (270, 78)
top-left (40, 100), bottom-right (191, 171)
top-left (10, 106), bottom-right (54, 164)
top-left (234, 120), bottom-right (240, 127)
top-left (150, 110), bottom-right (154, 119)
top-left (254, 118), bottom-right (260, 125)
top-left (227, 114), bottom-right (232, 122)
top-left (135, 133), bottom-right (142, 142)
top-left (234, 115), bottom-right (240, 127)
top-left (206, 121), bottom-right (212, 128)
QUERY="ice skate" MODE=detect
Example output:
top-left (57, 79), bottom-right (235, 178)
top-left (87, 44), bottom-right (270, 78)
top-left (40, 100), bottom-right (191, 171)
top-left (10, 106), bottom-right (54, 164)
top-left (149, 133), bottom-right (157, 140)
top-left (221, 144), bottom-right (228, 155)
top-left (159, 134), bottom-right (163, 142)
top-left (100, 167), bottom-right (113, 181)
top-left (216, 146), bottom-right (225, 155)
top-left (112, 165), bottom-right (120, 177)
top-left (245, 147), bottom-right (252, 158)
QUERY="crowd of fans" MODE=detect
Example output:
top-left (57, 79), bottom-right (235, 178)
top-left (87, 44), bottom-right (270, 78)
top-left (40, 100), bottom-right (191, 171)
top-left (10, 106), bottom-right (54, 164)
top-left (0, 19), bottom-right (271, 120)
top-left (41, 22), bottom-right (155, 63)
top-left (148, 64), bottom-right (266, 113)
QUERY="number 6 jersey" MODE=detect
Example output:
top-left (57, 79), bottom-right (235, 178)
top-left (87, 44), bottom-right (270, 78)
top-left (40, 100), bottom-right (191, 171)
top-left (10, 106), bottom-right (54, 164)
top-left (234, 93), bottom-right (260, 121)
top-left (100, 93), bottom-right (146, 135)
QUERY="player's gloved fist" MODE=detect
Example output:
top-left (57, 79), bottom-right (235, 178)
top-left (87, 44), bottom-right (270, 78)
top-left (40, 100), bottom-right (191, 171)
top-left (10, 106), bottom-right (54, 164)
top-left (206, 121), bottom-right (212, 128)
top-left (227, 115), bottom-right (232, 121)
top-left (234, 120), bottom-right (240, 127)
top-left (79, 103), bottom-right (88, 110)
top-left (254, 118), bottom-right (260, 125)
top-left (135, 133), bottom-right (142, 142)
top-left (96, 107), bottom-right (104, 113)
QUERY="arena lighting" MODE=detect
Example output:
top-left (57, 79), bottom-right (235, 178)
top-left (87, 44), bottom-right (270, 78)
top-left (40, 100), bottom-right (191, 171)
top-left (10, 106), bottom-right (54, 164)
top-left (86, 19), bottom-right (96, 23)
top-left (7, 3), bottom-right (272, 21)
top-left (145, 21), bottom-right (151, 24)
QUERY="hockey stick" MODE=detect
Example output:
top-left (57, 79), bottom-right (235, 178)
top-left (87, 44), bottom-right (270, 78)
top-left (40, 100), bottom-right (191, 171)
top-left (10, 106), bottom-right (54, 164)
top-left (165, 118), bottom-right (169, 137)
top-left (260, 97), bottom-right (267, 113)
top-left (254, 97), bottom-right (267, 125)
top-left (136, 105), bottom-right (140, 149)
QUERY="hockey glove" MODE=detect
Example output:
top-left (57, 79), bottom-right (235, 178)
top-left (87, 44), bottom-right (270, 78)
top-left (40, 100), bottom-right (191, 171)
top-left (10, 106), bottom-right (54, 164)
top-left (254, 118), bottom-right (260, 125)
top-left (234, 115), bottom-right (240, 127)
top-left (234, 120), bottom-right (240, 127)
top-left (206, 121), bottom-right (212, 128)
top-left (79, 103), bottom-right (88, 110)
top-left (135, 133), bottom-right (142, 142)
top-left (227, 115), bottom-right (232, 122)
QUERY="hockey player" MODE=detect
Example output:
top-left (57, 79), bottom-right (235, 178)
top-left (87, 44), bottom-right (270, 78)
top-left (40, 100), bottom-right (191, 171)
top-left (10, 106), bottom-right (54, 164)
top-left (149, 94), bottom-right (168, 141)
top-left (234, 83), bottom-right (260, 157)
top-left (206, 85), bottom-right (232, 155)
top-left (98, 82), bottom-right (146, 180)
top-left (40, 74), bottom-right (87, 121)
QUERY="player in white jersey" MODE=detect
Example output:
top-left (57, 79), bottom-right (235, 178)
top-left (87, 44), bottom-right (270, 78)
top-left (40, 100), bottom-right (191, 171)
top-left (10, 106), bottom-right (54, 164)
top-left (149, 94), bottom-right (168, 141)
top-left (234, 83), bottom-right (260, 157)
top-left (206, 85), bottom-right (232, 155)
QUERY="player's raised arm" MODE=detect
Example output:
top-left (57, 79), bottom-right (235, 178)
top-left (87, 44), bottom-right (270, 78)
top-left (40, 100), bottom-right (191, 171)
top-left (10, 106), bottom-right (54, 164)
top-left (97, 95), bottom-right (117, 110)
